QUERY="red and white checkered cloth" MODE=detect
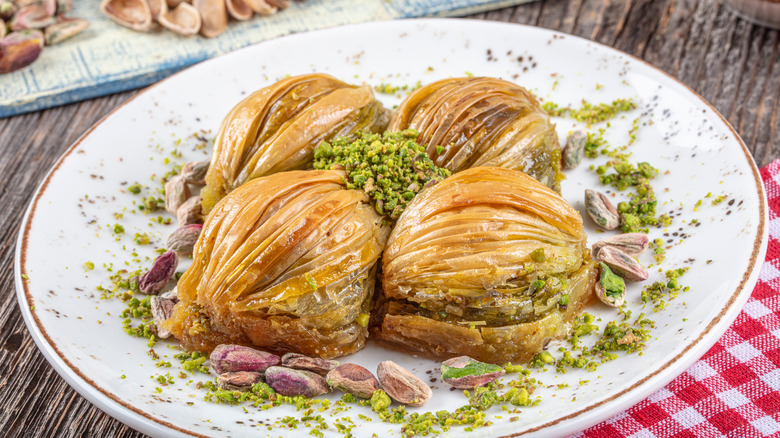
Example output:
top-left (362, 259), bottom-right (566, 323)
top-left (575, 160), bottom-right (780, 438)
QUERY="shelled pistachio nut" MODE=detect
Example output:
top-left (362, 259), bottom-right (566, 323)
top-left (281, 353), bottom-right (339, 376)
top-left (326, 363), bottom-right (380, 399)
top-left (9, 5), bottom-right (56, 31)
top-left (562, 129), bottom-right (587, 170)
top-left (265, 366), bottom-right (329, 398)
top-left (596, 262), bottom-right (626, 307)
top-left (176, 195), bottom-right (202, 226)
top-left (165, 176), bottom-right (191, 214)
top-left (591, 232), bottom-right (650, 257)
top-left (166, 223), bottom-right (202, 257)
top-left (210, 344), bottom-right (280, 375)
top-left (441, 356), bottom-right (505, 389)
top-left (138, 250), bottom-right (178, 295)
top-left (44, 17), bottom-right (88, 45)
top-left (595, 245), bottom-right (649, 282)
top-left (585, 189), bottom-right (619, 230)
top-left (217, 371), bottom-right (263, 391)
top-left (377, 361), bottom-right (432, 407)
top-left (180, 160), bottom-right (209, 185)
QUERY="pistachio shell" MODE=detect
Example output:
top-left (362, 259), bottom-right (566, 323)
top-left (101, 0), bottom-right (152, 32)
top-left (193, 0), bottom-right (226, 38)
top-left (158, 2), bottom-right (200, 36)
top-left (44, 17), bottom-right (88, 45)
top-left (225, 0), bottom-right (252, 20)
top-left (42, 0), bottom-right (56, 16)
top-left (166, 0), bottom-right (188, 7)
top-left (0, 29), bottom-right (43, 73)
top-left (9, 5), bottom-right (56, 31)
top-left (147, 0), bottom-right (167, 18)
top-left (245, 0), bottom-right (275, 15)
top-left (265, 0), bottom-right (288, 8)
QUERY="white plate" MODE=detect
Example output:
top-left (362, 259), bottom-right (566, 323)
top-left (15, 19), bottom-right (768, 438)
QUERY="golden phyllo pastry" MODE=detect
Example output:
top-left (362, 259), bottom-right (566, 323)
top-left (373, 167), bottom-right (596, 364)
top-left (166, 170), bottom-right (390, 358)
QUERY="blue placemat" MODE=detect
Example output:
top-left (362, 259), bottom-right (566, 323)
top-left (0, 0), bottom-right (534, 118)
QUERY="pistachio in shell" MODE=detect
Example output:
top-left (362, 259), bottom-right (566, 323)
top-left (441, 356), bottom-right (506, 389)
top-left (596, 262), bottom-right (626, 307)
top-left (265, 366), bottom-right (329, 398)
top-left (44, 17), bottom-right (89, 45)
top-left (0, 29), bottom-right (43, 74)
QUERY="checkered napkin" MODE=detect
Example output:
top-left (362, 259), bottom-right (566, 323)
top-left (575, 161), bottom-right (780, 438)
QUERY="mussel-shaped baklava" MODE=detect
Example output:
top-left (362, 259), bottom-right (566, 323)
top-left (388, 77), bottom-right (563, 191)
top-left (373, 167), bottom-right (596, 364)
top-left (201, 73), bottom-right (391, 213)
top-left (165, 170), bottom-right (390, 358)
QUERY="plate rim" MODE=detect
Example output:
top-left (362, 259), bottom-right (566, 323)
top-left (14, 17), bottom-right (769, 438)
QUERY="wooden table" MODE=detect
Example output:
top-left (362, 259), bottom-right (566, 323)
top-left (0, 1), bottom-right (776, 436)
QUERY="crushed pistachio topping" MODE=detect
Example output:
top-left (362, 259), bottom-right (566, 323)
top-left (543, 98), bottom-right (636, 125)
top-left (641, 267), bottom-right (690, 311)
top-left (313, 130), bottom-right (451, 220)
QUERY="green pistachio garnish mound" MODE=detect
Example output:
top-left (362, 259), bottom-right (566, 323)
top-left (313, 130), bottom-right (451, 220)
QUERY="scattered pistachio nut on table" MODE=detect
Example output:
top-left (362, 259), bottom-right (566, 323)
top-left (138, 250), bottom-right (178, 295)
top-left (585, 189), bottom-right (620, 230)
top-left (595, 245), bottom-right (649, 282)
top-left (562, 129), bottom-right (587, 170)
top-left (596, 262), bottom-right (626, 308)
top-left (209, 344), bottom-right (280, 374)
top-left (265, 366), bottom-right (329, 398)
top-left (377, 360), bottom-right (432, 407)
top-left (280, 352), bottom-right (339, 376)
top-left (440, 356), bottom-right (506, 389)
top-left (0, 0), bottom-right (86, 73)
top-left (326, 363), bottom-right (380, 399)
top-left (591, 232), bottom-right (650, 257)
top-left (216, 371), bottom-right (263, 391)
top-left (101, 0), bottom-right (300, 38)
